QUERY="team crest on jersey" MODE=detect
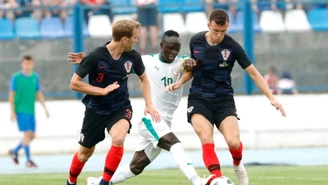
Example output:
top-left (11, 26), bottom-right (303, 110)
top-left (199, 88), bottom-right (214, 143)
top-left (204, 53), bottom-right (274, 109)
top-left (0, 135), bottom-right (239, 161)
top-left (172, 68), bottom-right (179, 76)
top-left (221, 49), bottom-right (231, 61)
top-left (219, 61), bottom-right (228, 67)
top-left (124, 61), bottom-right (132, 73)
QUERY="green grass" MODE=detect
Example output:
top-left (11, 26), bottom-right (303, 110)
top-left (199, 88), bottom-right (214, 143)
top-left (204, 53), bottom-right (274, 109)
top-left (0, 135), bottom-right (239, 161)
top-left (0, 166), bottom-right (327, 185)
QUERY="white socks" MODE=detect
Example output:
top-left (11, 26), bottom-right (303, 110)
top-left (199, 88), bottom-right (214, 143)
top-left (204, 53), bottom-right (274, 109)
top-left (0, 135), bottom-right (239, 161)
top-left (170, 142), bottom-right (201, 185)
top-left (110, 164), bottom-right (136, 184)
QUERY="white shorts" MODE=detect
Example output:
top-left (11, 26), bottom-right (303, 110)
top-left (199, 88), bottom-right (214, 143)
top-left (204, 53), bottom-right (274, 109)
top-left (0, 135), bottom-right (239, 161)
top-left (134, 114), bottom-right (172, 161)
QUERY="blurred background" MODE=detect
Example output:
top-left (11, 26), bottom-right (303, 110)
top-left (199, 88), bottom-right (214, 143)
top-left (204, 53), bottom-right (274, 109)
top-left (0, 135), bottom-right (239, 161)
top-left (0, 0), bottom-right (327, 99)
top-left (0, 0), bottom-right (328, 175)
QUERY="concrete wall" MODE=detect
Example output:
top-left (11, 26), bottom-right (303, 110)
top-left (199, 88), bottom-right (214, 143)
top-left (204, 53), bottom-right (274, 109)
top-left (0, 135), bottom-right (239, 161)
top-left (0, 94), bottom-right (327, 155)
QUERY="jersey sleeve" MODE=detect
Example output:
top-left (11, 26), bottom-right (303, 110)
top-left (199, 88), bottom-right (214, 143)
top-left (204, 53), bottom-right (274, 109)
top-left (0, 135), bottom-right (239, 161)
top-left (234, 41), bottom-right (252, 69)
top-left (75, 52), bottom-right (98, 78)
top-left (35, 73), bottom-right (41, 91)
top-left (133, 52), bottom-right (145, 76)
top-left (189, 37), bottom-right (196, 59)
top-left (9, 75), bottom-right (16, 91)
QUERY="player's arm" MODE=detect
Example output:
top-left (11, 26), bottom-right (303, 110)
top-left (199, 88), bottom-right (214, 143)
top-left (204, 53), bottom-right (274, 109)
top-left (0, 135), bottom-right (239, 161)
top-left (8, 75), bottom-right (16, 120)
top-left (70, 53), bottom-right (119, 96)
top-left (134, 53), bottom-right (161, 122)
top-left (235, 42), bottom-right (286, 116)
top-left (35, 74), bottom-right (49, 117)
top-left (67, 52), bottom-right (86, 64)
top-left (166, 70), bottom-right (193, 92)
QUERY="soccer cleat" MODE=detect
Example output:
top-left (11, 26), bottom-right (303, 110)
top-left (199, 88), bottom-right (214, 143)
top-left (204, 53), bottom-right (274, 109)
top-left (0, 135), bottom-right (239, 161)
top-left (85, 176), bottom-right (102, 185)
top-left (9, 150), bottom-right (19, 165)
top-left (233, 163), bottom-right (249, 185)
top-left (67, 179), bottom-right (76, 185)
top-left (201, 174), bottom-right (217, 185)
top-left (26, 160), bottom-right (38, 168)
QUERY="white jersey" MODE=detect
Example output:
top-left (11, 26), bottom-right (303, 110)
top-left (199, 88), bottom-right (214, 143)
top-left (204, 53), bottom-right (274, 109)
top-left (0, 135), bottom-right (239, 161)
top-left (142, 54), bottom-right (184, 127)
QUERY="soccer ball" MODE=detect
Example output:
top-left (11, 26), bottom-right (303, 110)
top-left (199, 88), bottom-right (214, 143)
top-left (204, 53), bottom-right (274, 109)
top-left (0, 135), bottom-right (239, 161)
top-left (210, 176), bottom-right (234, 185)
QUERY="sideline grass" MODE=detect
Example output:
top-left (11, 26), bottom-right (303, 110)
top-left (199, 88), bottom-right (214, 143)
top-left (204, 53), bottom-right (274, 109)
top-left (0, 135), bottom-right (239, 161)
top-left (0, 166), bottom-right (327, 185)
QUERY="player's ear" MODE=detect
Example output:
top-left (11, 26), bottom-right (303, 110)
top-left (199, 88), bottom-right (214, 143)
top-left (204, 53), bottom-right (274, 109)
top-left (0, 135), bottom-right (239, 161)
top-left (160, 41), bottom-right (164, 49)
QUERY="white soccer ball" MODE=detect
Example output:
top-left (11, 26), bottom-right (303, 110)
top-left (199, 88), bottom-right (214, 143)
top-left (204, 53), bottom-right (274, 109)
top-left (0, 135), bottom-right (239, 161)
top-left (210, 176), bottom-right (235, 185)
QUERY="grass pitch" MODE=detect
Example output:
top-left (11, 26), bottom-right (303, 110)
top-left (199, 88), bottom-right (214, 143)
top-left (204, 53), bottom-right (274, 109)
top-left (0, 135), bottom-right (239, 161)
top-left (0, 165), bottom-right (327, 185)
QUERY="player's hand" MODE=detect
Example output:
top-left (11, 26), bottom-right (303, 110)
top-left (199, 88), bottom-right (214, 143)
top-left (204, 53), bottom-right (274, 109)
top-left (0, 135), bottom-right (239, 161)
top-left (144, 104), bottom-right (161, 123)
top-left (165, 82), bottom-right (182, 92)
top-left (270, 99), bottom-right (286, 117)
top-left (182, 58), bottom-right (196, 71)
top-left (10, 111), bottom-right (16, 121)
top-left (101, 81), bottom-right (120, 96)
top-left (67, 52), bottom-right (86, 64)
top-left (45, 109), bottom-right (50, 118)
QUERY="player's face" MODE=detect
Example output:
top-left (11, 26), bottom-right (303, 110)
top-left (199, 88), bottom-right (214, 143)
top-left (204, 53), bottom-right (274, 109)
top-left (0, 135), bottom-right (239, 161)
top-left (208, 20), bottom-right (229, 43)
top-left (160, 37), bottom-right (181, 63)
top-left (21, 59), bottom-right (34, 73)
top-left (123, 28), bottom-right (139, 52)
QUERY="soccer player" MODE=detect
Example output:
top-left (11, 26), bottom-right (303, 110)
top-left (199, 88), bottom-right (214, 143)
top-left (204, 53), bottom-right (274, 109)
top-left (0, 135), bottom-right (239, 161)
top-left (8, 55), bottom-right (50, 168)
top-left (67, 30), bottom-right (214, 185)
top-left (166, 9), bottom-right (286, 185)
top-left (66, 20), bottom-right (160, 185)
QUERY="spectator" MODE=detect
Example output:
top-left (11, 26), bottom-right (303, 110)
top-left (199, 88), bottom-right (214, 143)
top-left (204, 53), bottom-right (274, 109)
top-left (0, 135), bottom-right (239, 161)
top-left (81, 0), bottom-right (112, 24)
top-left (43, 0), bottom-right (76, 23)
top-left (15, 0), bottom-right (43, 22)
top-left (135, 0), bottom-right (158, 54)
top-left (264, 66), bottom-right (279, 94)
top-left (0, 0), bottom-right (19, 21)
top-left (278, 71), bottom-right (298, 94)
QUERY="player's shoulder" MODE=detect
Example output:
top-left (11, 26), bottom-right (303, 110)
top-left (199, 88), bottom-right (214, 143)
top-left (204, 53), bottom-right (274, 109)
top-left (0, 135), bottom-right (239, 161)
top-left (11, 71), bottom-right (21, 78)
top-left (222, 34), bottom-right (241, 47)
top-left (190, 31), bottom-right (207, 43)
top-left (123, 49), bottom-right (142, 59)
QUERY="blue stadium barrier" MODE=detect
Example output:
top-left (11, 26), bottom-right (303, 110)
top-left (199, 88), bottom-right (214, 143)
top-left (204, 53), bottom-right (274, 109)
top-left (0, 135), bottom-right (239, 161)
top-left (15, 17), bottom-right (41, 39)
top-left (0, 18), bottom-right (14, 40)
top-left (307, 8), bottom-right (328, 31)
top-left (40, 17), bottom-right (66, 39)
top-left (64, 16), bottom-right (89, 37)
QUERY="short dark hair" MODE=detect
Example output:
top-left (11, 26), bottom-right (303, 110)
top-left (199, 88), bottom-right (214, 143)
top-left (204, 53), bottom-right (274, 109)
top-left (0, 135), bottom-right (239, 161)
top-left (22, 55), bottom-right (33, 61)
top-left (209, 9), bottom-right (229, 25)
top-left (161, 30), bottom-right (179, 42)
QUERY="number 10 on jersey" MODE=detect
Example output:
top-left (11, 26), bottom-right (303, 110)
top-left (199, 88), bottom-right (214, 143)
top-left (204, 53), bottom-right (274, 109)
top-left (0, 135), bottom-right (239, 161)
top-left (161, 76), bottom-right (173, 87)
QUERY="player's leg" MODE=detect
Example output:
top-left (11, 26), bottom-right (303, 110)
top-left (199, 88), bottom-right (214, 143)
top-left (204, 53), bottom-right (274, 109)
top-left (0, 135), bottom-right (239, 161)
top-left (66, 109), bottom-right (106, 185)
top-left (187, 97), bottom-right (222, 177)
top-left (214, 97), bottom-right (248, 185)
top-left (86, 137), bottom-right (162, 185)
top-left (9, 113), bottom-right (25, 165)
top-left (141, 114), bottom-right (215, 185)
top-left (110, 140), bottom-right (162, 184)
top-left (98, 108), bottom-right (132, 185)
top-left (24, 114), bottom-right (37, 167)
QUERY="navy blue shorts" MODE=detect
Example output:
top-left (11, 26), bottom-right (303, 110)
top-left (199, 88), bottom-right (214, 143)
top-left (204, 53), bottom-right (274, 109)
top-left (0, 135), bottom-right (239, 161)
top-left (137, 6), bottom-right (158, 27)
top-left (78, 106), bottom-right (132, 148)
top-left (16, 113), bottom-right (36, 132)
top-left (187, 95), bottom-right (239, 129)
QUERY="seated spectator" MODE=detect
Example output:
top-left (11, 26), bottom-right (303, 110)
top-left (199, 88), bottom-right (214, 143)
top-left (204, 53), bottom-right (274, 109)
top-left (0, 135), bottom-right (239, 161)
top-left (264, 66), bottom-right (279, 94)
top-left (81, 0), bottom-right (112, 23)
top-left (15, 0), bottom-right (43, 22)
top-left (278, 71), bottom-right (298, 95)
top-left (0, 0), bottom-right (19, 21)
top-left (43, 0), bottom-right (76, 23)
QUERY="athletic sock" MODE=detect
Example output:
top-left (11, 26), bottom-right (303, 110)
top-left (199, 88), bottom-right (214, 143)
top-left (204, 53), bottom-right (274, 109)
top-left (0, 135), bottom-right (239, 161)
top-left (68, 152), bottom-right (86, 183)
top-left (229, 141), bottom-right (243, 166)
top-left (102, 145), bottom-right (124, 183)
top-left (202, 143), bottom-right (222, 177)
top-left (110, 164), bottom-right (136, 184)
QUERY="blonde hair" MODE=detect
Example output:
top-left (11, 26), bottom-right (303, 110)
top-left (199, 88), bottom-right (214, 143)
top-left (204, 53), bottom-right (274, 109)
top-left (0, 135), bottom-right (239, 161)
top-left (112, 20), bottom-right (141, 42)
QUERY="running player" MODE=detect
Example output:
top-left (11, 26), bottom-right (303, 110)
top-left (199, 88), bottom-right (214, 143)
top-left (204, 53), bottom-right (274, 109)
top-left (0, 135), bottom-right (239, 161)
top-left (67, 30), bottom-right (215, 185)
top-left (66, 20), bottom-right (160, 185)
top-left (166, 9), bottom-right (286, 185)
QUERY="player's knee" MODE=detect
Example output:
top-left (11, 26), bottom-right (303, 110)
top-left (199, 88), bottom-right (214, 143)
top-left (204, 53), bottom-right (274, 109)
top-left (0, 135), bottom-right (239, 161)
top-left (158, 133), bottom-right (180, 151)
top-left (78, 149), bottom-right (94, 162)
top-left (111, 136), bottom-right (125, 146)
top-left (226, 138), bottom-right (240, 150)
top-left (129, 163), bottom-right (145, 175)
